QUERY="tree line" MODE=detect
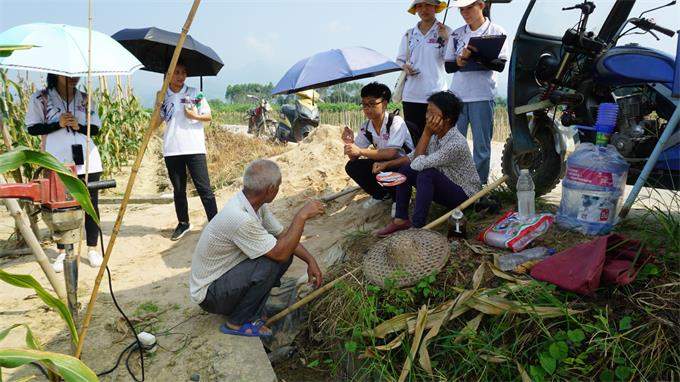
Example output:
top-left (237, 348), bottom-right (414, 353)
top-left (223, 82), bottom-right (506, 106)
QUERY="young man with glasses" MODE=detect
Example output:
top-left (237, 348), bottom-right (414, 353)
top-left (342, 82), bottom-right (415, 211)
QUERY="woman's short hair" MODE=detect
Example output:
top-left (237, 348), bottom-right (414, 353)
top-left (243, 159), bottom-right (282, 193)
top-left (427, 91), bottom-right (463, 125)
top-left (360, 82), bottom-right (392, 102)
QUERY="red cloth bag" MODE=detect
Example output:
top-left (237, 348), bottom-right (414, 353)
top-left (530, 234), bottom-right (652, 295)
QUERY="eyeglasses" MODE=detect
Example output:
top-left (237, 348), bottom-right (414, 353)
top-left (361, 100), bottom-right (384, 109)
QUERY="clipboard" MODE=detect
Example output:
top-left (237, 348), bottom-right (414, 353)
top-left (467, 34), bottom-right (506, 61)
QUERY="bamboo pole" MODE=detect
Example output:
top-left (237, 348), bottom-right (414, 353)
top-left (265, 266), bottom-right (360, 326)
top-left (75, 0), bottom-right (203, 359)
top-left (320, 186), bottom-right (360, 203)
top-left (76, 0), bottom-right (94, 271)
top-left (423, 175), bottom-right (509, 230)
top-left (0, 175), bottom-right (67, 300)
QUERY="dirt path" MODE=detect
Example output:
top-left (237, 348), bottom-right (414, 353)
top-left (0, 125), bottom-right (390, 381)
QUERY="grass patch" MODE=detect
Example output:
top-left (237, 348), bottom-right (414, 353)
top-left (294, 195), bottom-right (679, 381)
top-left (134, 301), bottom-right (160, 317)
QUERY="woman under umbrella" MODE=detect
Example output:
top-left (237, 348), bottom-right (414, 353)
top-left (155, 60), bottom-right (217, 241)
top-left (25, 74), bottom-right (104, 272)
top-left (397, 0), bottom-right (452, 140)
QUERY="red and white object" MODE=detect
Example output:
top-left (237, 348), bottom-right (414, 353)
top-left (478, 210), bottom-right (554, 252)
top-left (376, 172), bottom-right (406, 187)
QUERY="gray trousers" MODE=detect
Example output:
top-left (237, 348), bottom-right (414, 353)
top-left (199, 255), bottom-right (293, 325)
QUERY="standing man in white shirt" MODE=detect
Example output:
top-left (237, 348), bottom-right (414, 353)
top-left (157, 61), bottom-right (218, 241)
top-left (444, 0), bottom-right (508, 184)
top-left (397, 0), bottom-right (452, 143)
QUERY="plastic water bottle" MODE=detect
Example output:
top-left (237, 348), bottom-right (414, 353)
top-left (517, 169), bottom-right (535, 221)
top-left (498, 247), bottom-right (555, 271)
top-left (557, 142), bottom-right (629, 235)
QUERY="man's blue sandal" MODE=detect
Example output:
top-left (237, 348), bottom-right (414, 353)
top-left (219, 321), bottom-right (272, 337)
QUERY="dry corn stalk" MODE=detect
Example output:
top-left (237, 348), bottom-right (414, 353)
top-left (364, 262), bottom-right (586, 379)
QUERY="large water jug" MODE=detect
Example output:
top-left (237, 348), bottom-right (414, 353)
top-left (557, 143), bottom-right (629, 235)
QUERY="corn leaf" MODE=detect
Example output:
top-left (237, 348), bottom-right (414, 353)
top-left (0, 147), bottom-right (99, 224)
top-left (453, 313), bottom-right (484, 344)
top-left (373, 332), bottom-right (406, 351)
top-left (472, 262), bottom-right (486, 290)
top-left (0, 348), bottom-right (97, 382)
top-left (0, 270), bottom-right (78, 345)
top-left (516, 361), bottom-right (532, 382)
top-left (398, 305), bottom-right (428, 382)
top-left (0, 324), bottom-right (42, 350)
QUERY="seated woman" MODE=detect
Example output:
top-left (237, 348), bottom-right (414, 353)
top-left (373, 91), bottom-right (481, 237)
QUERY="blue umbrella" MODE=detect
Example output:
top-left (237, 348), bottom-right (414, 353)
top-left (272, 46), bottom-right (402, 95)
top-left (0, 23), bottom-right (142, 76)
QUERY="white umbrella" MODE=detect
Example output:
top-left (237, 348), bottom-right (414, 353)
top-left (0, 23), bottom-right (142, 76)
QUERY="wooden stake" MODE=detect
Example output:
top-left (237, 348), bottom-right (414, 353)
top-left (320, 186), bottom-right (360, 203)
top-left (0, 175), bottom-right (67, 300)
top-left (423, 175), bottom-right (509, 230)
top-left (265, 266), bottom-right (360, 327)
top-left (75, 0), bottom-right (203, 359)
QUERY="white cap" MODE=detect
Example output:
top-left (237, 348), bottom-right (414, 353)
top-left (447, 0), bottom-right (483, 8)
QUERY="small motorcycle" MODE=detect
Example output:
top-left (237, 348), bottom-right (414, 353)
top-left (504, 0), bottom-right (679, 196)
top-left (275, 96), bottom-right (320, 143)
top-left (245, 95), bottom-right (277, 138)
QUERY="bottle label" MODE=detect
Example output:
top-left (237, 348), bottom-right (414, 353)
top-left (566, 166), bottom-right (614, 187)
top-left (576, 192), bottom-right (615, 223)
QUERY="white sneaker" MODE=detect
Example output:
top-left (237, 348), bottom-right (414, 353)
top-left (362, 197), bottom-right (384, 209)
top-left (391, 202), bottom-right (396, 218)
top-left (52, 253), bottom-right (66, 273)
top-left (88, 250), bottom-right (103, 268)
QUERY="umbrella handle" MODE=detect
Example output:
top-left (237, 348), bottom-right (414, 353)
top-left (442, 0), bottom-right (451, 24)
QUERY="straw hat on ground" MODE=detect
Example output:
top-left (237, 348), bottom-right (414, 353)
top-left (363, 229), bottom-right (450, 288)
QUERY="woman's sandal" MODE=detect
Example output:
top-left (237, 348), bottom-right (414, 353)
top-left (219, 321), bottom-right (272, 337)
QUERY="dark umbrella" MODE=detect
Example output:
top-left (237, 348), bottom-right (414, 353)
top-left (111, 27), bottom-right (223, 77)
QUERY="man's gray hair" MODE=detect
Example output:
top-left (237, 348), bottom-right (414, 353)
top-left (243, 159), bottom-right (282, 193)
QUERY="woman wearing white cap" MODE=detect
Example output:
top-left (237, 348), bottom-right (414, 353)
top-left (396, 0), bottom-right (452, 143)
top-left (444, 0), bottom-right (508, 184)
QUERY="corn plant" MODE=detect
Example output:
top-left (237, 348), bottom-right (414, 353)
top-left (0, 70), bottom-right (148, 178)
top-left (94, 88), bottom-right (148, 176)
top-left (0, 271), bottom-right (98, 382)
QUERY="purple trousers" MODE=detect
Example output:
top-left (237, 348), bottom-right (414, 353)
top-left (395, 165), bottom-right (468, 228)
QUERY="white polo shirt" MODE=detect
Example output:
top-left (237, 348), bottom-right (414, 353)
top-left (25, 88), bottom-right (103, 175)
top-left (160, 85), bottom-right (211, 157)
top-left (444, 18), bottom-right (508, 102)
top-left (190, 191), bottom-right (284, 304)
top-left (354, 112), bottom-right (414, 156)
top-left (397, 22), bottom-right (453, 104)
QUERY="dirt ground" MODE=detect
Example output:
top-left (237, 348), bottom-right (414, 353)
top-left (0, 124), bottom-right (676, 381)
top-left (0, 125), bottom-right (391, 381)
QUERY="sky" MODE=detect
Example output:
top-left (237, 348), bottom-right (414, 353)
top-left (1, 0), bottom-right (678, 106)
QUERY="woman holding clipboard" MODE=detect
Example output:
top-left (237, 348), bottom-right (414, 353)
top-left (444, 0), bottom-right (508, 185)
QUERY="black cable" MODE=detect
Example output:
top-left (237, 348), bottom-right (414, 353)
top-left (93, 228), bottom-right (145, 381)
top-left (30, 361), bottom-right (49, 379)
top-left (96, 341), bottom-right (137, 377)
